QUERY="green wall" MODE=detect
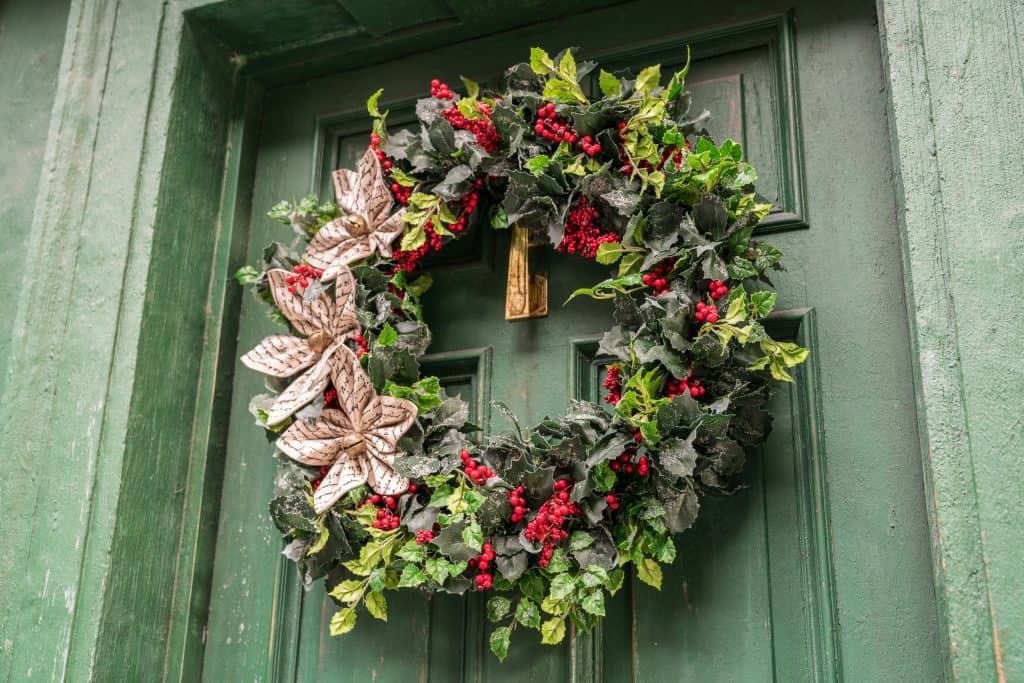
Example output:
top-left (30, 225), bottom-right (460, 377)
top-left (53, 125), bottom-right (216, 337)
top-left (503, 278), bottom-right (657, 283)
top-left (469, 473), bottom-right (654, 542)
top-left (0, 0), bottom-right (71, 398)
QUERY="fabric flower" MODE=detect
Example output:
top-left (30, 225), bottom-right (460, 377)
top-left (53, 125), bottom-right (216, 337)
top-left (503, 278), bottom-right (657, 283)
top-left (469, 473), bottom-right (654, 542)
top-left (276, 346), bottom-right (417, 513)
top-left (304, 147), bottom-right (405, 280)
top-left (241, 267), bottom-right (360, 425)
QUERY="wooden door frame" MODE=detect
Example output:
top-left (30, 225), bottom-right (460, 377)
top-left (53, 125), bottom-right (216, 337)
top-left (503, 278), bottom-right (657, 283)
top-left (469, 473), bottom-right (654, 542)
top-left (0, 0), bottom-right (1017, 680)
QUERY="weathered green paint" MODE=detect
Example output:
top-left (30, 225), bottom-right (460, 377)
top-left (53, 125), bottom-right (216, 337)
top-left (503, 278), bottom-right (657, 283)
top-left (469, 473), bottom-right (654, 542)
top-left (876, 0), bottom-right (1024, 679)
top-left (0, 0), bottom-right (71, 410)
top-left (0, 0), bottom-right (1019, 680)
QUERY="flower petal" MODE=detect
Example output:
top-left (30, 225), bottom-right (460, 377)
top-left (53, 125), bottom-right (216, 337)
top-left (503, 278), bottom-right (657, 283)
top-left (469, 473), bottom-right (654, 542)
top-left (241, 334), bottom-right (317, 378)
top-left (266, 352), bottom-right (334, 425)
top-left (313, 455), bottom-right (368, 514)
top-left (358, 147), bottom-right (394, 225)
top-left (372, 210), bottom-right (405, 258)
top-left (276, 409), bottom-right (348, 466)
top-left (304, 223), bottom-right (375, 281)
top-left (331, 167), bottom-right (364, 216)
top-left (365, 456), bottom-right (408, 496)
top-left (365, 395), bottom-right (417, 451)
top-left (267, 269), bottom-right (333, 336)
top-left (330, 346), bottom-right (376, 427)
top-left (330, 266), bottom-right (362, 338)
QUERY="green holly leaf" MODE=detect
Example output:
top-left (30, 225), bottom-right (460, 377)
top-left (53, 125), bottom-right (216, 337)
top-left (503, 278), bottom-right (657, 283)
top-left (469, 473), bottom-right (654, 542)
top-left (749, 291), bottom-right (777, 318)
top-left (398, 564), bottom-right (427, 588)
top-left (487, 596), bottom-right (512, 622)
top-left (329, 607), bottom-right (357, 636)
top-left (530, 47), bottom-right (555, 75)
top-left (525, 155), bottom-right (552, 175)
top-left (635, 64), bottom-right (662, 95)
top-left (364, 591), bottom-right (387, 621)
top-left (516, 598), bottom-right (542, 629)
top-left (599, 69), bottom-right (622, 97)
top-left (377, 322), bottom-right (398, 347)
top-left (490, 625), bottom-right (512, 661)
top-left (636, 557), bottom-right (663, 589)
top-left (541, 617), bottom-right (567, 644)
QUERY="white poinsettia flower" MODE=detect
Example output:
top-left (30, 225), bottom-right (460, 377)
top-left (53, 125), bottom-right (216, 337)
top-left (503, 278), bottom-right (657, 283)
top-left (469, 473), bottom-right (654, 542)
top-left (276, 346), bottom-right (417, 514)
top-left (241, 267), bottom-right (360, 425)
top-left (304, 147), bottom-right (405, 280)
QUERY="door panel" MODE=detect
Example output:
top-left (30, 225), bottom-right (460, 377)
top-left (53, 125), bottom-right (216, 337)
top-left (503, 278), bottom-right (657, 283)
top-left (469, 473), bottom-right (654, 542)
top-left (203, 1), bottom-right (942, 681)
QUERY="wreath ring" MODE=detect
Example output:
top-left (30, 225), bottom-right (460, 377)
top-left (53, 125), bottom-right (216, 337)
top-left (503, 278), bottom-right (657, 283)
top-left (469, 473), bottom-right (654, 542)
top-left (236, 46), bottom-right (809, 659)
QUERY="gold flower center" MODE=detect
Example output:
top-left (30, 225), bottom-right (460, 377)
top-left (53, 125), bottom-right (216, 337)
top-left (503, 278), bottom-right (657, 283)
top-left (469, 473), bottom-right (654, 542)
top-left (340, 433), bottom-right (366, 457)
top-left (307, 330), bottom-right (333, 353)
top-left (343, 214), bottom-right (372, 237)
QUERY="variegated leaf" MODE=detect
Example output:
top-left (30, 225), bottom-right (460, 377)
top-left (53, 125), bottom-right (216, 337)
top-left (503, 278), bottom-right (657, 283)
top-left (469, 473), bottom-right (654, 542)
top-left (241, 334), bottom-right (317, 378)
top-left (267, 269), bottom-right (333, 336)
top-left (313, 456), bottom-right (369, 514)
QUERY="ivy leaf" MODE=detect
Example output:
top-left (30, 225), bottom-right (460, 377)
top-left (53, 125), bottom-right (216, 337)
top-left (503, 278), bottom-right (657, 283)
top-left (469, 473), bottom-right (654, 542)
top-left (329, 608), bottom-right (357, 636)
top-left (636, 557), bottom-right (663, 589)
top-left (658, 435), bottom-right (699, 479)
top-left (540, 617), bottom-right (567, 644)
top-left (487, 596), bottom-right (512, 622)
top-left (364, 591), bottom-right (388, 621)
top-left (516, 598), bottom-right (542, 629)
top-left (599, 69), bottom-right (622, 97)
top-left (549, 574), bottom-right (576, 601)
top-left (581, 589), bottom-right (606, 616)
top-left (749, 291), bottom-right (777, 318)
top-left (490, 626), bottom-right (512, 661)
top-left (462, 522), bottom-right (484, 553)
top-left (234, 265), bottom-right (259, 285)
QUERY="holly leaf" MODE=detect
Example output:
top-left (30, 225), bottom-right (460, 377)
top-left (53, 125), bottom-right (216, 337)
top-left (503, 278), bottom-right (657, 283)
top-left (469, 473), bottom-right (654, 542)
top-left (599, 69), bottom-right (622, 97)
top-left (530, 47), bottom-right (555, 75)
top-left (635, 64), bottom-right (662, 95)
top-left (658, 435), bottom-right (698, 479)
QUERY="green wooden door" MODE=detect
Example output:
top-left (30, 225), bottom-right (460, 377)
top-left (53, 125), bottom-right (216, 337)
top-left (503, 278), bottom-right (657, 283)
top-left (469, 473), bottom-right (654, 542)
top-left (202, 1), bottom-right (942, 680)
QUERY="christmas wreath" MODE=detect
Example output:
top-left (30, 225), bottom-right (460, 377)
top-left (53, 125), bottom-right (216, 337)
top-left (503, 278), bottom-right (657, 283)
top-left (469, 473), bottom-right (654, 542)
top-left (235, 47), bottom-right (808, 660)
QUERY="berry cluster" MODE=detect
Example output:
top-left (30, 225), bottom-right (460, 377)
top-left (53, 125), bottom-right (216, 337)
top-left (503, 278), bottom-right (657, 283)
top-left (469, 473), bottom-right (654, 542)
top-left (694, 301), bottom-right (720, 324)
top-left (664, 368), bottom-right (706, 399)
top-left (285, 264), bottom-right (323, 294)
top-left (352, 334), bottom-right (369, 358)
top-left (442, 101), bottom-right (500, 153)
top-left (449, 179), bottom-right (483, 234)
top-left (507, 485), bottom-right (528, 523)
top-left (323, 386), bottom-right (338, 405)
top-left (460, 449), bottom-right (495, 484)
top-left (393, 219), bottom-right (445, 272)
top-left (415, 529), bottom-right (435, 545)
top-left (369, 132), bottom-right (409, 206)
top-left (708, 279), bottom-right (730, 300)
top-left (469, 542), bottom-right (495, 591)
top-left (605, 494), bottom-right (620, 511)
top-left (603, 365), bottom-right (622, 405)
top-left (534, 102), bottom-right (579, 144)
top-left (365, 493), bottom-right (401, 530)
top-left (608, 447), bottom-right (649, 476)
top-left (557, 197), bottom-right (620, 259)
top-left (524, 480), bottom-right (579, 568)
top-left (641, 258), bottom-right (675, 295)
top-left (578, 135), bottom-right (602, 157)
top-left (429, 79), bottom-right (454, 100)
top-left (312, 465), bottom-right (330, 491)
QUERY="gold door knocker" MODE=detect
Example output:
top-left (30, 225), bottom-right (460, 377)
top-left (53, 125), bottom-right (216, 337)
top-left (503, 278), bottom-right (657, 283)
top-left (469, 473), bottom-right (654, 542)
top-left (504, 224), bottom-right (548, 320)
